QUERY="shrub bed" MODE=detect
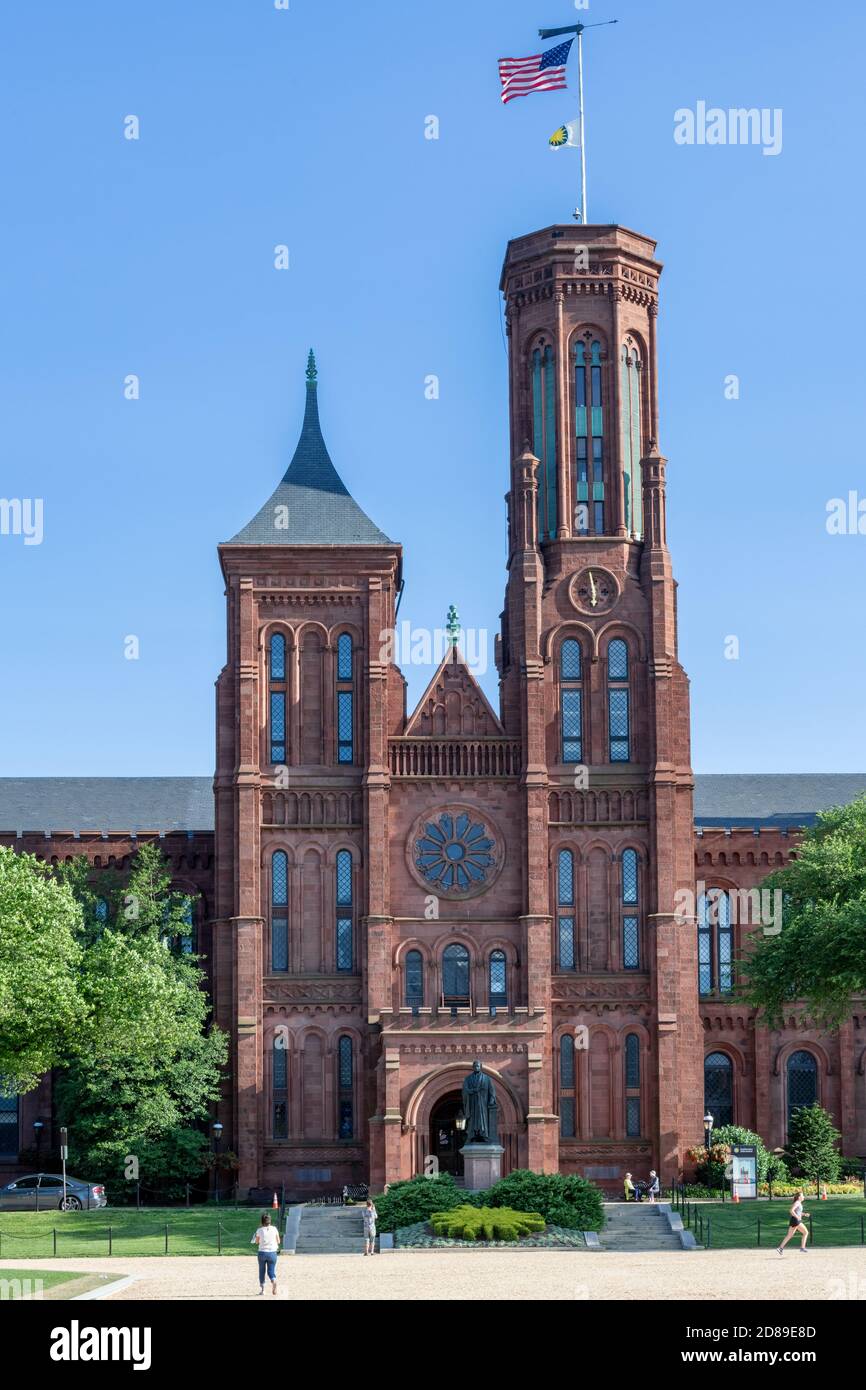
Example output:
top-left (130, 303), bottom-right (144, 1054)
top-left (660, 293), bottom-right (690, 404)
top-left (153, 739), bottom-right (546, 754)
top-left (429, 1204), bottom-right (545, 1242)
top-left (483, 1169), bottom-right (604, 1231)
top-left (396, 1220), bottom-right (586, 1249)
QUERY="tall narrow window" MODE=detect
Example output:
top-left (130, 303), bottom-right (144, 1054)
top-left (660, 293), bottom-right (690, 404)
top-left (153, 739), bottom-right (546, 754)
top-left (405, 950), bottom-right (424, 1010)
top-left (336, 633), bottom-right (354, 764)
top-left (489, 950), bottom-right (507, 1008)
top-left (697, 889), bottom-right (731, 996)
top-left (269, 632), bottom-right (287, 764)
top-left (180, 900), bottom-right (195, 955)
top-left (532, 342), bottom-right (557, 540)
top-left (335, 849), bottom-right (353, 972)
top-left (0, 1090), bottom-right (19, 1157)
top-left (625, 1033), bottom-right (641, 1137)
top-left (94, 896), bottom-right (109, 926)
top-left (271, 850), bottom-right (289, 972)
top-left (557, 848), bottom-right (576, 970)
top-left (607, 639), bottom-right (630, 762)
top-left (560, 639), bottom-right (583, 764)
top-left (337, 1036), bottom-right (354, 1139)
top-left (574, 339), bottom-right (605, 534)
top-left (560, 1034), bottom-right (576, 1137)
top-left (787, 1050), bottom-right (817, 1133)
top-left (273, 1039), bottom-right (288, 1139)
top-left (704, 1051), bottom-right (733, 1128)
top-left (442, 943), bottom-right (470, 1006)
top-left (621, 848), bottom-right (640, 970)
top-left (621, 340), bottom-right (644, 538)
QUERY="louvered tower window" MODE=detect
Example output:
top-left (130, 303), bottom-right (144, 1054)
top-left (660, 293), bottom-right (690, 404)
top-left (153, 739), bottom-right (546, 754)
top-left (575, 338), bottom-right (605, 534)
top-left (532, 343), bottom-right (557, 540)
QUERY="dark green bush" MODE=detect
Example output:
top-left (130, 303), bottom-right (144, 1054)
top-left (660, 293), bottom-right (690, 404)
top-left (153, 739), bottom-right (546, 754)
top-left (374, 1173), bottom-right (467, 1233)
top-left (429, 1204), bottom-right (545, 1242)
top-left (483, 1169), bottom-right (604, 1231)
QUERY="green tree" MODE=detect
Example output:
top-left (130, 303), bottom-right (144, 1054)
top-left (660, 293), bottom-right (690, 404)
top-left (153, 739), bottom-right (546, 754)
top-left (739, 795), bottom-right (866, 1025)
top-left (786, 1104), bottom-right (842, 1190)
top-left (53, 842), bottom-right (226, 1187)
top-left (0, 847), bottom-right (86, 1091)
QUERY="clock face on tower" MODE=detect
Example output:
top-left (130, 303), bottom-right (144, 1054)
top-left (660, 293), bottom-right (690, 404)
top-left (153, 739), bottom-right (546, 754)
top-left (570, 567), bottom-right (619, 615)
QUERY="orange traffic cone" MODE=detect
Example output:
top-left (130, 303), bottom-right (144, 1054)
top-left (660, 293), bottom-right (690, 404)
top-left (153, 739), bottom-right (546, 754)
top-left (821, 1186), bottom-right (828, 1201)
top-left (272, 1191), bottom-right (279, 1209)
top-left (732, 1188), bottom-right (739, 1203)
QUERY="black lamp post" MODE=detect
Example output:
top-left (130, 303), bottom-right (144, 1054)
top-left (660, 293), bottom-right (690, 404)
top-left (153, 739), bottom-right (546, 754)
top-left (212, 1121), bottom-right (224, 1205)
top-left (33, 1119), bottom-right (44, 1165)
top-left (703, 1111), bottom-right (714, 1152)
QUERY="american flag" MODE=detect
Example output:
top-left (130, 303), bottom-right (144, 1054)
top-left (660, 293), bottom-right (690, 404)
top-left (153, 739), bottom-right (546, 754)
top-left (498, 39), bottom-right (574, 105)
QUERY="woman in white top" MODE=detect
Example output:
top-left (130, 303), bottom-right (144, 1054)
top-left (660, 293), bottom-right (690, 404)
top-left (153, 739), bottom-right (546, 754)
top-left (777, 1190), bottom-right (810, 1254)
top-left (252, 1212), bottom-right (281, 1293)
top-left (362, 1198), bottom-right (378, 1255)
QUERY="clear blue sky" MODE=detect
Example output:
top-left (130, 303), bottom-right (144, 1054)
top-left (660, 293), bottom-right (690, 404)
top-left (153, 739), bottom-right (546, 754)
top-left (1, 0), bottom-right (864, 775)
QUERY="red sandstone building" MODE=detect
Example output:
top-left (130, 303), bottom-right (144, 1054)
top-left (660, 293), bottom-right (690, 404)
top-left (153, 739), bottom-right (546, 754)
top-left (2, 223), bottom-right (865, 1192)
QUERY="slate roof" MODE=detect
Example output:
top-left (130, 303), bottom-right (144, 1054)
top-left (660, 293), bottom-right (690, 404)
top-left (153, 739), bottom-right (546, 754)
top-left (0, 778), bottom-right (214, 834)
top-left (225, 352), bottom-right (393, 547)
top-left (1, 774), bottom-right (865, 837)
top-left (693, 774), bottom-right (866, 829)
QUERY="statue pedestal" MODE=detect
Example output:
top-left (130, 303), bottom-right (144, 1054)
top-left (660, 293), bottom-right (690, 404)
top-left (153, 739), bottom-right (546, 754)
top-left (460, 1143), bottom-right (504, 1192)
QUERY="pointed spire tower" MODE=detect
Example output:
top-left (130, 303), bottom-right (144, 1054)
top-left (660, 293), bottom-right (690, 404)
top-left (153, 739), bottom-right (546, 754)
top-left (227, 350), bottom-right (392, 546)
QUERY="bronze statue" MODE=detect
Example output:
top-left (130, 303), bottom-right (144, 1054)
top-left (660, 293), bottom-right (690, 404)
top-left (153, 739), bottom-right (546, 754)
top-left (461, 1059), bottom-right (498, 1145)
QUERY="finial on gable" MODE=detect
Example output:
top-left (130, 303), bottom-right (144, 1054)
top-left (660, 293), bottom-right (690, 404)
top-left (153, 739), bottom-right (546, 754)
top-left (306, 349), bottom-right (317, 383)
top-left (446, 604), bottom-right (461, 649)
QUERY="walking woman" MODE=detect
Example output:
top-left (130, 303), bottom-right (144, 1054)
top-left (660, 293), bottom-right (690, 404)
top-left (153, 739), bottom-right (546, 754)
top-left (362, 1197), bottom-right (378, 1255)
top-left (251, 1211), bottom-right (281, 1293)
top-left (777, 1190), bottom-right (810, 1254)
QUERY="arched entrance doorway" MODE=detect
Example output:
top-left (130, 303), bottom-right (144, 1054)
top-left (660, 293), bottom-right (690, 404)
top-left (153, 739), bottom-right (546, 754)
top-left (429, 1091), bottom-right (464, 1177)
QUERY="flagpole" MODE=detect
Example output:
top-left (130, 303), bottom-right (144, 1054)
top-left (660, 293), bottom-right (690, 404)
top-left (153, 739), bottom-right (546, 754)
top-left (538, 20), bottom-right (618, 224)
top-left (576, 26), bottom-right (587, 223)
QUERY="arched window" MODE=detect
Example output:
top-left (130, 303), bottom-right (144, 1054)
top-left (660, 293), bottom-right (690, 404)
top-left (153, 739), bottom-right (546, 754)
top-left (336, 633), bottom-right (354, 764)
top-left (704, 1051), bottom-right (734, 1129)
top-left (271, 851), bottom-right (289, 972)
top-left (625, 1033), bottom-right (641, 1137)
top-left (489, 950), bottom-right (507, 1009)
top-left (269, 632), bottom-right (287, 764)
top-left (574, 338), bottom-right (605, 534)
top-left (787, 1050), bottom-right (818, 1128)
top-left (532, 342), bottom-right (557, 540)
top-left (273, 1036), bottom-right (288, 1139)
top-left (621, 848), bottom-right (640, 970)
top-left (442, 943), bottom-right (470, 1007)
top-left (94, 896), bottom-right (109, 925)
top-left (405, 950), bottom-right (424, 1010)
top-left (338, 1036), bottom-right (354, 1138)
top-left (560, 639), bottom-right (583, 765)
top-left (557, 848), bottom-right (576, 971)
top-left (621, 340), bottom-right (643, 538)
top-left (607, 639), bottom-right (630, 762)
top-left (560, 1034), bottom-right (576, 1138)
top-left (697, 889), bottom-right (732, 996)
top-left (0, 1089), bottom-right (18, 1157)
top-left (335, 849), bottom-right (353, 972)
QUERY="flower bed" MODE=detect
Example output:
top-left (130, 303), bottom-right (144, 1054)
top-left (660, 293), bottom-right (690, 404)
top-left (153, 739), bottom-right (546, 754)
top-left (395, 1220), bottom-right (588, 1250)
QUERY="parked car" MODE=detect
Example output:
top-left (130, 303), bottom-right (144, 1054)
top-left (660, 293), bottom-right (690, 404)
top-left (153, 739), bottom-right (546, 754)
top-left (0, 1173), bottom-right (107, 1211)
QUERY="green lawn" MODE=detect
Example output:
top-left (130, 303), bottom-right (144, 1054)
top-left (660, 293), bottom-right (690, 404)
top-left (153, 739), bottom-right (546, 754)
top-left (0, 1208), bottom-right (271, 1257)
top-left (0, 1267), bottom-right (96, 1297)
top-left (679, 1197), bottom-right (866, 1249)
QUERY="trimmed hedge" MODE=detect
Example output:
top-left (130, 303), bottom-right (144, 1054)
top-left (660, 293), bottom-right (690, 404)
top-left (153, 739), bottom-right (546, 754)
top-left (483, 1169), bottom-right (605, 1232)
top-left (429, 1204), bottom-right (545, 1242)
top-left (374, 1173), bottom-right (469, 1233)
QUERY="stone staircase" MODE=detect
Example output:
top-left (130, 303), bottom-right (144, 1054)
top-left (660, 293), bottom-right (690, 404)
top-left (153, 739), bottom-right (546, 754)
top-left (598, 1201), bottom-right (684, 1252)
top-left (294, 1204), bottom-right (369, 1255)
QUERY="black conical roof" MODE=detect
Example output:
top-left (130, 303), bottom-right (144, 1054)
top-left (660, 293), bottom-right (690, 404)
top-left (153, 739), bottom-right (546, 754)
top-left (226, 352), bottom-right (392, 546)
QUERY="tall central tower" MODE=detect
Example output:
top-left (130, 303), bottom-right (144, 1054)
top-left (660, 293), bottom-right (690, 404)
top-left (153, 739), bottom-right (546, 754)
top-left (499, 224), bottom-right (702, 1181)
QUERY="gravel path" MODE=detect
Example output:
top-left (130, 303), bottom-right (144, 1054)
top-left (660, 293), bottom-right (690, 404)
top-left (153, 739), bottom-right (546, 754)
top-left (5, 1248), bottom-right (866, 1301)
